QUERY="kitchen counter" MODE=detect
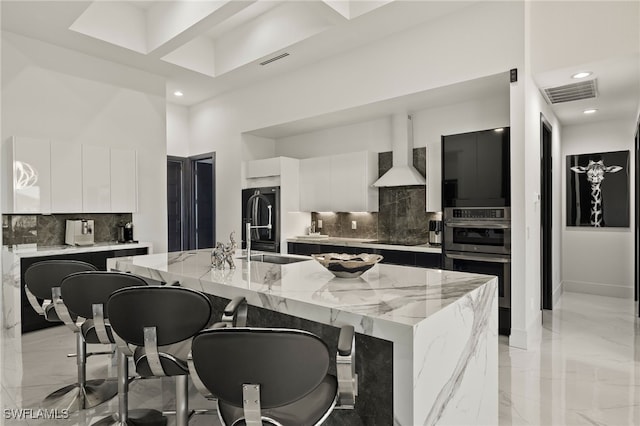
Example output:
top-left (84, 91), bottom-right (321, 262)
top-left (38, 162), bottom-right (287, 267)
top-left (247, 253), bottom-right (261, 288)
top-left (4, 241), bottom-right (153, 258)
top-left (2, 241), bottom-right (153, 336)
top-left (109, 249), bottom-right (497, 425)
top-left (287, 236), bottom-right (442, 253)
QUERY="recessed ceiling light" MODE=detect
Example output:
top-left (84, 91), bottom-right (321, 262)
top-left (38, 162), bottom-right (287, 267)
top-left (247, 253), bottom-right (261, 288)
top-left (572, 71), bottom-right (592, 79)
top-left (583, 108), bottom-right (598, 114)
top-left (173, 91), bottom-right (184, 97)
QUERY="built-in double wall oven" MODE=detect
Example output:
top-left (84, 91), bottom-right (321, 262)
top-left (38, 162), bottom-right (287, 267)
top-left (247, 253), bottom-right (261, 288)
top-left (241, 186), bottom-right (280, 253)
top-left (443, 207), bottom-right (511, 308)
top-left (442, 127), bottom-right (511, 335)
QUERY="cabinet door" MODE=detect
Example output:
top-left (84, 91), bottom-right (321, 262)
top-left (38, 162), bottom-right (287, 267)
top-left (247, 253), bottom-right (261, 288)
top-left (330, 152), bottom-right (363, 212)
top-left (442, 133), bottom-right (476, 207)
top-left (110, 148), bottom-right (137, 212)
top-left (300, 157), bottom-right (331, 212)
top-left (8, 137), bottom-right (52, 213)
top-left (246, 157), bottom-right (281, 178)
top-left (426, 144), bottom-right (442, 212)
top-left (51, 142), bottom-right (82, 213)
top-left (82, 145), bottom-right (111, 212)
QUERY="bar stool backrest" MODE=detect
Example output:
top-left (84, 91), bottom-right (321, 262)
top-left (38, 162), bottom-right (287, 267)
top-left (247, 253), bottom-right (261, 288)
top-left (190, 328), bottom-right (331, 409)
top-left (24, 260), bottom-right (98, 299)
top-left (107, 286), bottom-right (212, 346)
top-left (61, 271), bottom-right (148, 319)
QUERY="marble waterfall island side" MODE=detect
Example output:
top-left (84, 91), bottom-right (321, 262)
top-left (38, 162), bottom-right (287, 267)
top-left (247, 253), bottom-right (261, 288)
top-left (109, 250), bottom-right (498, 426)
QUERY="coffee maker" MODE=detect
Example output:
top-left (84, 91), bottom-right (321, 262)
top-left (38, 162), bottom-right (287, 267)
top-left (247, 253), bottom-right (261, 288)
top-left (117, 222), bottom-right (135, 243)
top-left (428, 220), bottom-right (442, 246)
top-left (65, 220), bottom-right (95, 246)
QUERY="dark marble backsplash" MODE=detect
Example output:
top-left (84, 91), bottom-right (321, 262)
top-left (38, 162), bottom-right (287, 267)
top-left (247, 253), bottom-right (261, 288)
top-left (312, 148), bottom-right (441, 244)
top-left (2, 213), bottom-right (132, 247)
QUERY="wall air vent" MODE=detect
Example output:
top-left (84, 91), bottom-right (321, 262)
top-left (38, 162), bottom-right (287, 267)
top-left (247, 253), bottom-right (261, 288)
top-left (542, 79), bottom-right (597, 104)
top-left (259, 53), bottom-right (290, 66)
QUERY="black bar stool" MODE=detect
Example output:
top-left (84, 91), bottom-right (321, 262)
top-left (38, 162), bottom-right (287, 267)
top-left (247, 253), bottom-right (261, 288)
top-left (57, 271), bottom-right (149, 413)
top-left (102, 286), bottom-right (214, 426)
top-left (23, 260), bottom-right (114, 412)
top-left (188, 325), bottom-right (358, 426)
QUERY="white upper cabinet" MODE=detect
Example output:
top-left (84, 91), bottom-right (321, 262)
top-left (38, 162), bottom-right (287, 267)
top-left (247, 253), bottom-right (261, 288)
top-left (82, 145), bottom-right (111, 212)
top-left (299, 156), bottom-right (331, 212)
top-left (51, 142), bottom-right (82, 213)
top-left (426, 144), bottom-right (442, 212)
top-left (245, 157), bottom-right (281, 179)
top-left (110, 148), bottom-right (137, 212)
top-left (330, 152), bottom-right (379, 212)
top-left (2, 136), bottom-right (52, 214)
top-left (300, 151), bottom-right (378, 212)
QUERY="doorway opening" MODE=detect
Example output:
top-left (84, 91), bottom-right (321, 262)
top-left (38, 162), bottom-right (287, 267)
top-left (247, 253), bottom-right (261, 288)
top-left (540, 114), bottom-right (553, 310)
top-left (167, 153), bottom-right (216, 251)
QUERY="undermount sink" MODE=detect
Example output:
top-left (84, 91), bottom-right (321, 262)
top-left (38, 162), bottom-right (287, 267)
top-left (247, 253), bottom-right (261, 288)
top-left (239, 254), bottom-right (309, 265)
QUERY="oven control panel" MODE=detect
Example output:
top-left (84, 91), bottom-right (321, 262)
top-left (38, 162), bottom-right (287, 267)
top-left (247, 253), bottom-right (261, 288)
top-left (451, 208), bottom-right (506, 219)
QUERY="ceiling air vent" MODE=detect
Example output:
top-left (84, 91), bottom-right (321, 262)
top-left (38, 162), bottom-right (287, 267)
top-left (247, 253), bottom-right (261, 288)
top-left (259, 53), bottom-right (289, 66)
top-left (542, 79), bottom-right (597, 104)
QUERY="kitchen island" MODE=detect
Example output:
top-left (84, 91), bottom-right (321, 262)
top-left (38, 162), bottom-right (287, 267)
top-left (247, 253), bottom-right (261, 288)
top-left (109, 250), bottom-right (497, 426)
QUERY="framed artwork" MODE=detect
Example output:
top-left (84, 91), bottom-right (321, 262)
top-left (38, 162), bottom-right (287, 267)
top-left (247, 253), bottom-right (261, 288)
top-left (566, 150), bottom-right (629, 227)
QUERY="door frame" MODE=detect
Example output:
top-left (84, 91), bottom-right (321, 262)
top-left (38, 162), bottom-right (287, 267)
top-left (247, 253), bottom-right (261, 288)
top-left (167, 156), bottom-right (189, 252)
top-left (189, 152), bottom-right (216, 249)
top-left (540, 114), bottom-right (553, 310)
top-left (635, 116), bottom-right (639, 310)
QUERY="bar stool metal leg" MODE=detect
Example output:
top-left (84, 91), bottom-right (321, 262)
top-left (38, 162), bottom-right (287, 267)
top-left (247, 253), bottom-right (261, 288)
top-left (92, 350), bottom-right (166, 426)
top-left (175, 375), bottom-right (189, 426)
top-left (42, 332), bottom-right (119, 412)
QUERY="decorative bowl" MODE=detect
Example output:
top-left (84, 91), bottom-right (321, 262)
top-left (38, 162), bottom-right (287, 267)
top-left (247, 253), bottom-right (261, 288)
top-left (311, 253), bottom-right (383, 279)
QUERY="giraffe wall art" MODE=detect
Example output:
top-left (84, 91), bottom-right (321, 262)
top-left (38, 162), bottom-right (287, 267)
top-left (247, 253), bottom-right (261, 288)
top-left (566, 150), bottom-right (629, 227)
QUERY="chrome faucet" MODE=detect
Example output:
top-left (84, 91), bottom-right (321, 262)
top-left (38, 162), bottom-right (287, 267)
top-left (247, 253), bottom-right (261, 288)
top-left (245, 193), bottom-right (273, 261)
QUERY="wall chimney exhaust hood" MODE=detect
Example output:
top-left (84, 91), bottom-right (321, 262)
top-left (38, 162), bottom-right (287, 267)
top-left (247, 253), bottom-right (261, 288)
top-left (373, 114), bottom-right (425, 187)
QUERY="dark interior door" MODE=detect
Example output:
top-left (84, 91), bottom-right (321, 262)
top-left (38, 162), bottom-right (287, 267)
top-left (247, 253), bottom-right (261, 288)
top-left (167, 158), bottom-right (186, 252)
top-left (541, 115), bottom-right (553, 310)
top-left (167, 153), bottom-right (216, 251)
top-left (193, 157), bottom-right (214, 249)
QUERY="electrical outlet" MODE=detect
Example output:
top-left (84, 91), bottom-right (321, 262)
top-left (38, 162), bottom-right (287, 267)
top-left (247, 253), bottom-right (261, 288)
top-left (317, 219), bottom-right (322, 229)
top-left (351, 221), bottom-right (357, 230)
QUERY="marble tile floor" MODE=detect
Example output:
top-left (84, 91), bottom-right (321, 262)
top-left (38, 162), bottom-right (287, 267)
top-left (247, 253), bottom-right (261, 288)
top-left (499, 292), bottom-right (640, 426)
top-left (2, 291), bottom-right (640, 425)
top-left (0, 327), bottom-right (221, 426)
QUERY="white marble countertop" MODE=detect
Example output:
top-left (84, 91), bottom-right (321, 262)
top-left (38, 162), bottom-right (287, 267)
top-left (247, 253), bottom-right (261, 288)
top-left (109, 249), bottom-right (498, 426)
top-left (287, 236), bottom-right (442, 254)
top-left (3, 241), bottom-right (153, 258)
top-left (110, 249), bottom-right (491, 330)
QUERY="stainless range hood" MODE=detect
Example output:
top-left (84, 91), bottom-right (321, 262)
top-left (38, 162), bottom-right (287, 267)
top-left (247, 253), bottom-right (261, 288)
top-left (373, 113), bottom-right (425, 187)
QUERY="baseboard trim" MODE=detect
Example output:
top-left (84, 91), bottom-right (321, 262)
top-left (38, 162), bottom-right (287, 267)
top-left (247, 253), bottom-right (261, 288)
top-left (509, 310), bottom-right (542, 350)
top-left (563, 280), bottom-right (633, 299)
top-left (552, 282), bottom-right (563, 307)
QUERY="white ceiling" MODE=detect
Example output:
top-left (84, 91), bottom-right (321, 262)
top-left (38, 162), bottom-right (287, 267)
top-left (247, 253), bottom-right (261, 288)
top-left (1, 0), bottom-right (638, 131)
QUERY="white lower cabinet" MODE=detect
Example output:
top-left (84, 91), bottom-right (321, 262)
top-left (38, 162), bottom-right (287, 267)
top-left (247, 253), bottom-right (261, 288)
top-left (300, 151), bottom-right (378, 212)
top-left (2, 136), bottom-right (52, 214)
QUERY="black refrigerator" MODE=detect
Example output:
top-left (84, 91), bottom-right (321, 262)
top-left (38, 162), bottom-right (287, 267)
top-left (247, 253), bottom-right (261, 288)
top-left (241, 186), bottom-right (280, 253)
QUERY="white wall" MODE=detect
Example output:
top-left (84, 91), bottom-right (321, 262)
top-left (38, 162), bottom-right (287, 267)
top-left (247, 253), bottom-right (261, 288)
top-left (1, 32), bottom-right (168, 252)
top-left (189, 0), bottom-right (524, 236)
top-left (188, 1), bottom-right (526, 346)
top-left (167, 103), bottom-right (190, 157)
top-left (561, 119), bottom-right (635, 298)
top-left (274, 95), bottom-right (510, 158)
